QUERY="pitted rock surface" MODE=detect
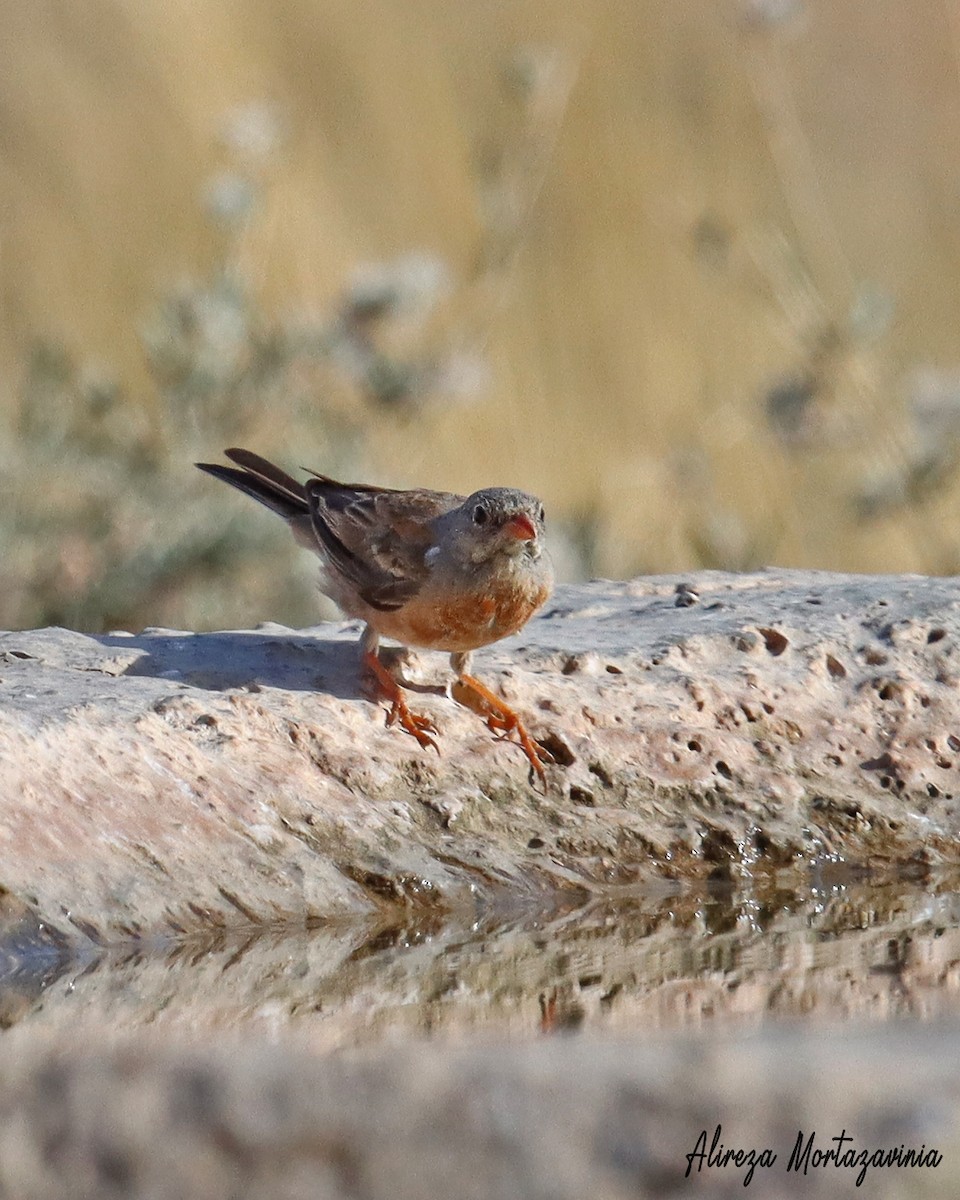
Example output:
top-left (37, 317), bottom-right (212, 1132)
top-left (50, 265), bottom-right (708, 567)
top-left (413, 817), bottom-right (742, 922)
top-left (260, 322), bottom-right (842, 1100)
top-left (1, 571), bottom-right (959, 942)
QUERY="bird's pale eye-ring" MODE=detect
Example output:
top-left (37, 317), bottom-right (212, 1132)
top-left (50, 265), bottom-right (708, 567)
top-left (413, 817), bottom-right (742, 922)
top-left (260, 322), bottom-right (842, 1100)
top-left (537, 503), bottom-right (545, 523)
top-left (473, 503), bottom-right (489, 525)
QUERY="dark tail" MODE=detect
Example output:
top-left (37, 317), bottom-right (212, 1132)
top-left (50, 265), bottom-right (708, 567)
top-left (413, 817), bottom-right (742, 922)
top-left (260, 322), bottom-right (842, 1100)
top-left (196, 448), bottom-right (309, 520)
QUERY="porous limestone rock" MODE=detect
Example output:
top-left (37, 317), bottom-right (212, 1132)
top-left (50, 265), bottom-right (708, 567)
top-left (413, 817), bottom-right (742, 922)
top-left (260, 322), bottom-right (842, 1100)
top-left (1, 571), bottom-right (959, 944)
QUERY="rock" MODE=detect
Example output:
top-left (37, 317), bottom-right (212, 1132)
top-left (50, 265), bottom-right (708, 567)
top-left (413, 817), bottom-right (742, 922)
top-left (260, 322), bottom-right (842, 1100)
top-left (1, 571), bottom-right (959, 943)
top-left (0, 1026), bottom-right (958, 1198)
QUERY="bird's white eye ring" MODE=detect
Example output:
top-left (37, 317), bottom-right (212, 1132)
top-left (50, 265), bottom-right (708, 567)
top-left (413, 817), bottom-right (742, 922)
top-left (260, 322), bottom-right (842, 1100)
top-left (473, 504), bottom-right (488, 525)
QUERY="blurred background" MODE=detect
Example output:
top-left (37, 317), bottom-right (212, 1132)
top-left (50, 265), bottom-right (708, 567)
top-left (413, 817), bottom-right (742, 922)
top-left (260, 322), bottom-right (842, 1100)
top-left (4, 0), bottom-right (960, 633)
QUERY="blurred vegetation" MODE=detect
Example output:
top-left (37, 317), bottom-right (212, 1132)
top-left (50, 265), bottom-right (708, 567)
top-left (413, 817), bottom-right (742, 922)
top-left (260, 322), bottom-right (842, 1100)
top-left (4, 0), bottom-right (960, 633)
top-left (5, 108), bottom-right (476, 630)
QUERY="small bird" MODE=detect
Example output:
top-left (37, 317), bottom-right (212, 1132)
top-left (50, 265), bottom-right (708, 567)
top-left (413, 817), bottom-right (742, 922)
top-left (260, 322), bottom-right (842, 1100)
top-left (196, 449), bottom-right (554, 779)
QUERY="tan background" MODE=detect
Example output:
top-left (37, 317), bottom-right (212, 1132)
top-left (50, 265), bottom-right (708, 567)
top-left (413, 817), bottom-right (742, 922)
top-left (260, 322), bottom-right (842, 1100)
top-left (4, 0), bottom-right (960, 631)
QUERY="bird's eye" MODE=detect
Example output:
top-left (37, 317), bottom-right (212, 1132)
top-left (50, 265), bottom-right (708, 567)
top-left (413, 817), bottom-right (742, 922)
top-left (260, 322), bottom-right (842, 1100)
top-left (473, 504), bottom-right (488, 525)
top-left (538, 504), bottom-right (545, 523)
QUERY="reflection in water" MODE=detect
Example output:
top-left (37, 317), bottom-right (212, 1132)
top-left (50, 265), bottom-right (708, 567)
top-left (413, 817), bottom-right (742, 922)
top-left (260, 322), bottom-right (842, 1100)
top-left (4, 874), bottom-right (960, 1046)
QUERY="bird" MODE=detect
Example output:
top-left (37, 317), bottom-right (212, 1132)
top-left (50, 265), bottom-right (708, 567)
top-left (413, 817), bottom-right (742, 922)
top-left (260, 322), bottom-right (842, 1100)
top-left (196, 448), bottom-right (555, 779)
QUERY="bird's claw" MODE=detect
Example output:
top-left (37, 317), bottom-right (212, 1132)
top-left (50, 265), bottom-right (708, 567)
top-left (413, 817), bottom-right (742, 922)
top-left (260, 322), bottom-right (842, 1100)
top-left (485, 713), bottom-right (547, 754)
top-left (385, 697), bottom-right (440, 754)
top-left (453, 675), bottom-right (551, 783)
top-left (365, 648), bottom-right (440, 754)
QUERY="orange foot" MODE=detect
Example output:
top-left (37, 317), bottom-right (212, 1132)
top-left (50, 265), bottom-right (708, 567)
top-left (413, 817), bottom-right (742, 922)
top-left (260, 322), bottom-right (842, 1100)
top-left (451, 672), bottom-right (554, 782)
top-left (362, 650), bottom-right (439, 754)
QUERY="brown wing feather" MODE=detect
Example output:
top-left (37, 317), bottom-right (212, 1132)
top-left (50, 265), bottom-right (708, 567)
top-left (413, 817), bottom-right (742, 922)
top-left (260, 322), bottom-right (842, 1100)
top-left (201, 448), bottom-right (467, 615)
top-left (306, 480), bottom-right (464, 612)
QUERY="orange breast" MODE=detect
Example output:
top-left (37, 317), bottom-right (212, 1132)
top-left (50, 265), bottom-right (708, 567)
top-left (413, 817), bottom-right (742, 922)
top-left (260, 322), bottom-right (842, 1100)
top-left (374, 578), bottom-right (550, 652)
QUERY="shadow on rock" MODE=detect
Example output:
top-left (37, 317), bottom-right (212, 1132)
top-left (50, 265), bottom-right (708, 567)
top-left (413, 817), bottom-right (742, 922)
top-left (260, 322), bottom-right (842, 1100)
top-left (96, 628), bottom-right (368, 700)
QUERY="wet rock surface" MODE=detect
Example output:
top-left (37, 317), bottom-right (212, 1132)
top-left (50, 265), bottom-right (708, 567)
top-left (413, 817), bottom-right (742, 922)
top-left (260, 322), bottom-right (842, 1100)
top-left (1, 1026), bottom-right (959, 1199)
top-left (1, 570), bottom-right (959, 944)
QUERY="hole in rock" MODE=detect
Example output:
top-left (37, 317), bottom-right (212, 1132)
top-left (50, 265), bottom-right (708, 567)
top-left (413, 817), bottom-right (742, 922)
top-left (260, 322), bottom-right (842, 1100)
top-left (588, 761), bottom-right (613, 787)
top-left (758, 628), bottom-right (789, 656)
top-left (537, 732), bottom-right (576, 767)
top-left (861, 751), bottom-right (895, 772)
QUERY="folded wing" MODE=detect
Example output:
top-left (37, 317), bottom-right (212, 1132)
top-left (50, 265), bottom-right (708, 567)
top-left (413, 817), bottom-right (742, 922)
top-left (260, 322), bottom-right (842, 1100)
top-left (306, 477), bottom-right (464, 613)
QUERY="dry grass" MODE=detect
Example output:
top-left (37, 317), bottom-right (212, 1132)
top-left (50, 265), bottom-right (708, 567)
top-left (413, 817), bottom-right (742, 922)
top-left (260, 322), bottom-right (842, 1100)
top-left (4, 0), bottom-right (960, 632)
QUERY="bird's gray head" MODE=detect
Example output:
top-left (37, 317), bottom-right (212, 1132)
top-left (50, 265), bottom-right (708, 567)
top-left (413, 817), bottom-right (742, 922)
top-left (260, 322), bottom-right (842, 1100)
top-left (431, 487), bottom-right (547, 567)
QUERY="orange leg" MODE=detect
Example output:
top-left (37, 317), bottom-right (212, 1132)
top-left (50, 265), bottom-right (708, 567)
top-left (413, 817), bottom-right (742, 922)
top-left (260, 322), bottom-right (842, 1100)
top-left (451, 672), bottom-right (553, 781)
top-left (362, 650), bottom-right (439, 754)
